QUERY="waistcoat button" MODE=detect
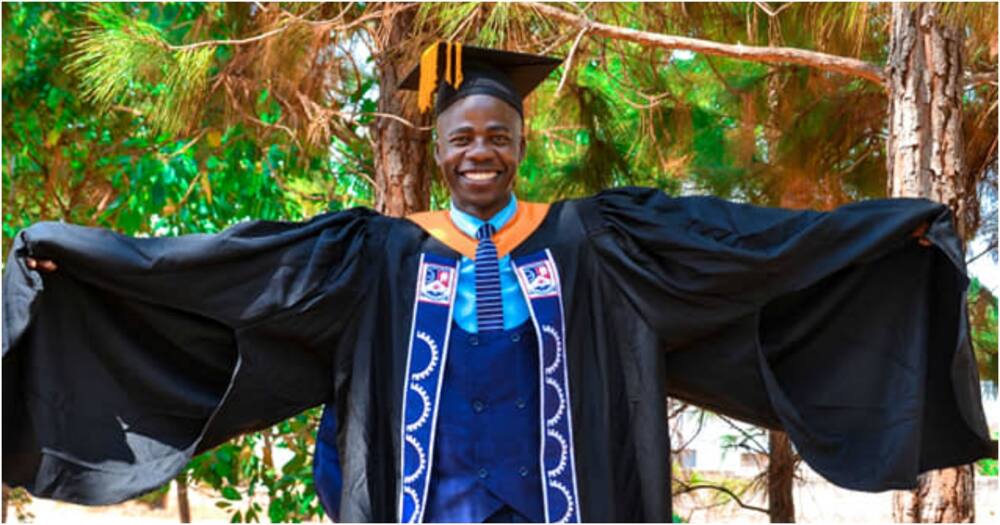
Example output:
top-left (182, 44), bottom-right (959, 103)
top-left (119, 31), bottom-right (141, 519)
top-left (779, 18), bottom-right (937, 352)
top-left (478, 468), bottom-right (489, 479)
top-left (469, 335), bottom-right (479, 346)
top-left (472, 400), bottom-right (485, 413)
top-left (510, 333), bottom-right (521, 343)
top-left (515, 397), bottom-right (526, 409)
top-left (519, 466), bottom-right (529, 477)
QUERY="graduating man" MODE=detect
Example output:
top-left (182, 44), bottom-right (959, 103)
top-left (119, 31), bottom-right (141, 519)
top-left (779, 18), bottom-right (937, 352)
top-left (3, 42), bottom-right (995, 522)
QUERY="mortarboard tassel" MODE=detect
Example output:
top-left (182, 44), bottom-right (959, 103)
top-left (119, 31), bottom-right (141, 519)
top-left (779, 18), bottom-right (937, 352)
top-left (418, 42), bottom-right (440, 114)
top-left (417, 41), bottom-right (465, 114)
top-left (444, 41), bottom-right (453, 92)
top-left (453, 42), bottom-right (463, 88)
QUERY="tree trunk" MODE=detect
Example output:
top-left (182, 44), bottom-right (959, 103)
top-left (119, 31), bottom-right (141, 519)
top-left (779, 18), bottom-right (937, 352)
top-left (176, 473), bottom-right (191, 523)
top-left (372, 4), bottom-right (433, 218)
top-left (762, 18), bottom-right (797, 522)
top-left (767, 431), bottom-right (796, 523)
top-left (886, 3), bottom-right (970, 236)
top-left (892, 466), bottom-right (976, 523)
top-left (886, 4), bottom-right (975, 522)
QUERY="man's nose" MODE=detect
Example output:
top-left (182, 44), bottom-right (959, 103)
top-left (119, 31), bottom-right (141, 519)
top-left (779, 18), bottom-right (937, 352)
top-left (466, 138), bottom-right (495, 161)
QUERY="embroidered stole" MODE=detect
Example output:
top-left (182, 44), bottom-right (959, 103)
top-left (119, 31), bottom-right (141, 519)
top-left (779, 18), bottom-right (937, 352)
top-left (397, 250), bottom-right (581, 523)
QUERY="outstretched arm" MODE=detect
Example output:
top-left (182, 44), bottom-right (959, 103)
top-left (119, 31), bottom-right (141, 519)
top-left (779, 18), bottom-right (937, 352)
top-left (582, 187), bottom-right (992, 492)
top-left (3, 209), bottom-right (377, 505)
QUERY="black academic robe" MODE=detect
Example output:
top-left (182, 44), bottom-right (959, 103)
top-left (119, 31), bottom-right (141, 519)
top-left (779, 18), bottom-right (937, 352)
top-left (2, 187), bottom-right (994, 522)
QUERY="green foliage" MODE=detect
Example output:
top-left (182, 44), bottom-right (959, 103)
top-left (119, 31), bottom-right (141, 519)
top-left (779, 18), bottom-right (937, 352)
top-left (979, 458), bottom-right (998, 477)
top-left (978, 432), bottom-right (999, 477)
top-left (186, 408), bottom-right (324, 522)
top-left (69, 4), bottom-right (215, 136)
top-left (969, 278), bottom-right (998, 383)
top-left (5, 487), bottom-right (35, 522)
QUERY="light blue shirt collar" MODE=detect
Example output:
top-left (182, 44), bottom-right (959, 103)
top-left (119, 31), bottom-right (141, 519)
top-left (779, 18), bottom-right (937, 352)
top-left (449, 195), bottom-right (518, 239)
top-left (447, 193), bottom-right (530, 333)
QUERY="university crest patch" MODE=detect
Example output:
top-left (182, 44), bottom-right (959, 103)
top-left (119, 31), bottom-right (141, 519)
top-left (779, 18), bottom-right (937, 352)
top-left (516, 259), bottom-right (559, 298)
top-left (418, 262), bottom-right (455, 305)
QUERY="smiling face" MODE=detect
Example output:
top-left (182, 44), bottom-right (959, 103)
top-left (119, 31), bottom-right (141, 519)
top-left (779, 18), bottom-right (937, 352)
top-left (434, 94), bottom-right (526, 220)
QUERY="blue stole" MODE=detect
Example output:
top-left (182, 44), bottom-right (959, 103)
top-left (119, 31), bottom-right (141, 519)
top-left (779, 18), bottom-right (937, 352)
top-left (399, 250), bottom-right (581, 523)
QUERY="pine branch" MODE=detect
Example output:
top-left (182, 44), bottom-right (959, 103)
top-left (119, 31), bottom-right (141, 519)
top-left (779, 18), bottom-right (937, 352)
top-left (968, 241), bottom-right (999, 265)
top-left (167, 3), bottom-right (417, 51)
top-left (522, 2), bottom-right (886, 86)
top-left (556, 24), bottom-right (590, 96)
top-left (674, 481), bottom-right (770, 514)
top-left (167, 25), bottom-right (291, 51)
top-left (965, 71), bottom-right (998, 88)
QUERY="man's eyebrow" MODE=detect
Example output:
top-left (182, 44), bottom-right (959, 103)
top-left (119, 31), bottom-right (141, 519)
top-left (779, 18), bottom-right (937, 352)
top-left (486, 124), bottom-right (512, 133)
top-left (446, 126), bottom-right (474, 137)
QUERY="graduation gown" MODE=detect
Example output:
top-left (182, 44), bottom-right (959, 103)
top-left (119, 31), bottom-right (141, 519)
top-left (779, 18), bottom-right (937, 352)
top-left (2, 186), bottom-right (994, 522)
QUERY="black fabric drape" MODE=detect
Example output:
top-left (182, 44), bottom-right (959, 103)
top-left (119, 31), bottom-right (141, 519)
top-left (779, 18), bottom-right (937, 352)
top-left (3, 210), bottom-right (375, 504)
top-left (2, 187), bottom-right (994, 520)
top-left (583, 188), bottom-right (994, 491)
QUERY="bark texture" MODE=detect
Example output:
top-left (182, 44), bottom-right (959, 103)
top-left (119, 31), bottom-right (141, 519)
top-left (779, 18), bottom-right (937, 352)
top-left (767, 431), bottom-right (796, 523)
top-left (887, 5), bottom-right (975, 521)
top-left (892, 466), bottom-right (975, 523)
top-left (886, 3), bottom-right (970, 236)
top-left (372, 5), bottom-right (433, 218)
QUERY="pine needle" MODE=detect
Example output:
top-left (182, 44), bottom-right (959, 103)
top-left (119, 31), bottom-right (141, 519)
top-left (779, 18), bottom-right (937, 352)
top-left (67, 3), bottom-right (215, 135)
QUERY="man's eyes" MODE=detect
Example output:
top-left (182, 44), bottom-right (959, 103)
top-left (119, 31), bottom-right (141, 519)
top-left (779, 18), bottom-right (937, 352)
top-left (448, 135), bottom-right (512, 147)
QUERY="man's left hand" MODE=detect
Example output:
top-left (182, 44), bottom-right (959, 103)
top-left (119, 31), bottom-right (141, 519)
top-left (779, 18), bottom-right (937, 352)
top-left (911, 222), bottom-right (931, 247)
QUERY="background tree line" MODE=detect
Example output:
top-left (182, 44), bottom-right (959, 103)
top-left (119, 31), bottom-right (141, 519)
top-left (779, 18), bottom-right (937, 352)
top-left (2, 2), bottom-right (996, 523)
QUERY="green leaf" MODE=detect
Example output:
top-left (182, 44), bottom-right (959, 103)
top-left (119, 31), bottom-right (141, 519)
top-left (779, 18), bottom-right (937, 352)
top-left (978, 458), bottom-right (998, 477)
top-left (221, 486), bottom-right (242, 501)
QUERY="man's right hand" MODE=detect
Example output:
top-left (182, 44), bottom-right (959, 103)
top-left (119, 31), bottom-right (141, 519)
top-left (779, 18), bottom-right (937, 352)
top-left (25, 257), bottom-right (58, 272)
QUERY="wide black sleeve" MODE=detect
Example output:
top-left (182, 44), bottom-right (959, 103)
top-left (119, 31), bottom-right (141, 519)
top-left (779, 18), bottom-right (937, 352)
top-left (581, 186), bottom-right (994, 491)
top-left (2, 209), bottom-right (377, 505)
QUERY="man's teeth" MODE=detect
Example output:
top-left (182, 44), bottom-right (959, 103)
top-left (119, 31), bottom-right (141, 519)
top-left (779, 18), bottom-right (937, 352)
top-left (463, 171), bottom-right (499, 181)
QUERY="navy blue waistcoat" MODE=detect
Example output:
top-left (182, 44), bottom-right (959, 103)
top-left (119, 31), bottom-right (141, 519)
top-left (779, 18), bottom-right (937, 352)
top-left (424, 321), bottom-right (544, 523)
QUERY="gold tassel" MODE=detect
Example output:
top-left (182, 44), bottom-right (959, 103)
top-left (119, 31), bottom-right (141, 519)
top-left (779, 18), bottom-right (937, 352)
top-left (453, 42), bottom-right (463, 88)
top-left (444, 41), bottom-right (453, 90)
top-left (418, 42), bottom-right (440, 114)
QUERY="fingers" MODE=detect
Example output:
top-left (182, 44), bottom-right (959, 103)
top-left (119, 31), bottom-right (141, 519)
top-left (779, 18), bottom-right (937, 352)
top-left (911, 222), bottom-right (932, 247)
top-left (25, 257), bottom-right (58, 272)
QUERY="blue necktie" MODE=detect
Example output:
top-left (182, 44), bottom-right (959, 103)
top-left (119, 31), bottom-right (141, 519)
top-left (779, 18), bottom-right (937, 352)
top-left (475, 223), bottom-right (504, 332)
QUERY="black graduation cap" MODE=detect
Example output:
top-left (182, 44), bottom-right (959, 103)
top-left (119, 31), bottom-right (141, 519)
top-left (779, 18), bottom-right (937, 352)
top-left (399, 41), bottom-right (562, 117)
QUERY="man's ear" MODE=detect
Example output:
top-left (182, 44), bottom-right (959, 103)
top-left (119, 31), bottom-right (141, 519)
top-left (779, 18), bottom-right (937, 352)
top-left (518, 133), bottom-right (527, 163)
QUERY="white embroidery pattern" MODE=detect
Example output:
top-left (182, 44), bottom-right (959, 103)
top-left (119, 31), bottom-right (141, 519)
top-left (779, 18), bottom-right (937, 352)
top-left (545, 376), bottom-right (566, 428)
top-left (403, 486), bottom-right (421, 523)
top-left (403, 434), bottom-right (426, 484)
top-left (411, 331), bottom-right (439, 382)
top-left (405, 383), bottom-right (431, 433)
top-left (401, 326), bottom-right (443, 521)
top-left (542, 325), bottom-right (563, 375)
top-left (546, 429), bottom-right (569, 478)
top-left (549, 480), bottom-right (575, 523)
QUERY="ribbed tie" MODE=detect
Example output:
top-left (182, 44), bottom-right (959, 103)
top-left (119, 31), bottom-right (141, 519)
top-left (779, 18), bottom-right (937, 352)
top-left (475, 223), bottom-right (504, 332)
